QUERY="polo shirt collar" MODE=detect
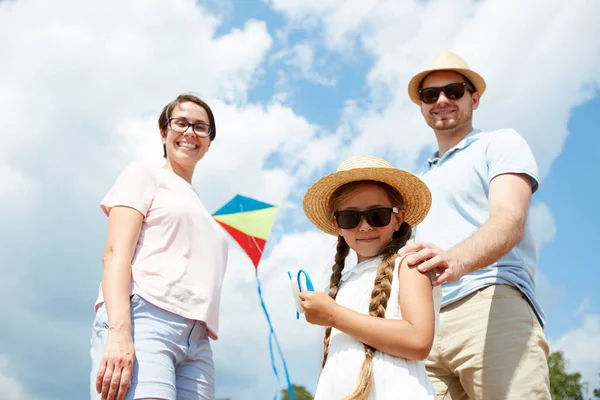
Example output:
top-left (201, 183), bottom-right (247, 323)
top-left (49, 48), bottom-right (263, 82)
top-left (427, 129), bottom-right (482, 166)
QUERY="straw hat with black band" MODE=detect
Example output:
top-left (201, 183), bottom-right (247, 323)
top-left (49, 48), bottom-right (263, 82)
top-left (303, 156), bottom-right (432, 236)
top-left (408, 50), bottom-right (487, 105)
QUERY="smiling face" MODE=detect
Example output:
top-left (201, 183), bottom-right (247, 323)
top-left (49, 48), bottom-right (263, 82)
top-left (331, 182), bottom-right (405, 263)
top-left (420, 70), bottom-right (480, 137)
top-left (160, 101), bottom-right (212, 169)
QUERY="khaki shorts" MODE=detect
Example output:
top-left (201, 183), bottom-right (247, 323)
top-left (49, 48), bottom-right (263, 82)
top-left (426, 284), bottom-right (550, 400)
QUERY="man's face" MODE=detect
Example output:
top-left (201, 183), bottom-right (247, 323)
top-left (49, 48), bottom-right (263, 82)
top-left (419, 71), bottom-right (480, 133)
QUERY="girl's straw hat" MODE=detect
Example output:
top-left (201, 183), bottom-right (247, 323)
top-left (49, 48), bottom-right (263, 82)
top-left (303, 156), bottom-right (432, 236)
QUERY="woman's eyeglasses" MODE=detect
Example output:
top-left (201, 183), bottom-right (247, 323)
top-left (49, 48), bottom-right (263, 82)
top-left (167, 117), bottom-right (213, 138)
top-left (334, 207), bottom-right (398, 230)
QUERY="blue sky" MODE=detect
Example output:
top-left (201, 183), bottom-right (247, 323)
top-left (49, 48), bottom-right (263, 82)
top-left (536, 95), bottom-right (600, 338)
top-left (0, 0), bottom-right (599, 399)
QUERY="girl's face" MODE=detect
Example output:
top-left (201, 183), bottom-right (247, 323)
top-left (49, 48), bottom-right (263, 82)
top-left (333, 183), bottom-right (405, 263)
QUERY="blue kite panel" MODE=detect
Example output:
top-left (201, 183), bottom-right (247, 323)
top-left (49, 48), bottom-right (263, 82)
top-left (213, 194), bottom-right (275, 216)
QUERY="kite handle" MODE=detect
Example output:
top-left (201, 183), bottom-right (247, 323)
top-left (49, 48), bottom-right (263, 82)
top-left (297, 269), bottom-right (314, 292)
top-left (288, 270), bottom-right (314, 319)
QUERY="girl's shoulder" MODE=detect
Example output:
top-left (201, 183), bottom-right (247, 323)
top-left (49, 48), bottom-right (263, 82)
top-left (394, 252), bottom-right (417, 270)
top-left (396, 252), bottom-right (437, 284)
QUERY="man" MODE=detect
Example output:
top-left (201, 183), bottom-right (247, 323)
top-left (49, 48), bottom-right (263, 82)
top-left (399, 50), bottom-right (551, 399)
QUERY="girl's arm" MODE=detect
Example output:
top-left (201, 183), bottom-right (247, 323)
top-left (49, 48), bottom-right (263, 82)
top-left (302, 257), bottom-right (435, 360)
top-left (333, 257), bottom-right (434, 359)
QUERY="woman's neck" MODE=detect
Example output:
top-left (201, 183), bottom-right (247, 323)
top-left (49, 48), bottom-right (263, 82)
top-left (164, 159), bottom-right (195, 184)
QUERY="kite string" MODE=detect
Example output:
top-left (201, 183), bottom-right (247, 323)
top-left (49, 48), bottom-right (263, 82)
top-left (248, 231), bottom-right (296, 400)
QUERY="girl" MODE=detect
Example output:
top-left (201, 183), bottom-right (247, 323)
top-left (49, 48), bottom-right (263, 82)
top-left (90, 93), bottom-right (227, 400)
top-left (300, 155), bottom-right (441, 399)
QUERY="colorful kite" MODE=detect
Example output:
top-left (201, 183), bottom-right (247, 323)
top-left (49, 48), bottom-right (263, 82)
top-left (213, 195), bottom-right (295, 400)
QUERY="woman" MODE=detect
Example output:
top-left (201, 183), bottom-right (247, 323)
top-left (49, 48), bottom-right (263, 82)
top-left (90, 94), bottom-right (228, 400)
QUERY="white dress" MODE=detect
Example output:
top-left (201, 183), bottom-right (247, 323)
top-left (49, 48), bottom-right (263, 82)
top-left (314, 254), bottom-right (442, 400)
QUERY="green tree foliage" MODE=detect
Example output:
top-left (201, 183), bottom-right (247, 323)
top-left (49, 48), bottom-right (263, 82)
top-left (549, 351), bottom-right (585, 400)
top-left (281, 383), bottom-right (314, 400)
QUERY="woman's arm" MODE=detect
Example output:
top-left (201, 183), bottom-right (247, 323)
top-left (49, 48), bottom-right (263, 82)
top-left (102, 206), bottom-right (144, 331)
top-left (301, 258), bottom-right (435, 360)
top-left (95, 206), bottom-right (144, 400)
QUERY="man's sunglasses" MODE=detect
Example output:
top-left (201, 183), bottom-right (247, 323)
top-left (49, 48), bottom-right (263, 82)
top-left (418, 82), bottom-right (473, 104)
top-left (334, 207), bottom-right (398, 230)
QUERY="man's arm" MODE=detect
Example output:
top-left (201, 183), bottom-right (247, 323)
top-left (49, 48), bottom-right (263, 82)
top-left (399, 172), bottom-right (533, 285)
top-left (448, 172), bottom-right (532, 273)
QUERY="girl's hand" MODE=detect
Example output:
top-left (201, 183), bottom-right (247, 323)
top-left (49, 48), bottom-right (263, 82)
top-left (96, 328), bottom-right (135, 400)
top-left (299, 291), bottom-right (339, 327)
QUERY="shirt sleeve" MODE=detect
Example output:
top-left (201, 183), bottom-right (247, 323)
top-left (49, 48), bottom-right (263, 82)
top-left (100, 162), bottom-right (157, 217)
top-left (486, 129), bottom-right (540, 194)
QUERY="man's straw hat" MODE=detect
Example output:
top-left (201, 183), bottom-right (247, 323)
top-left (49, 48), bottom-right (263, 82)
top-left (303, 156), bottom-right (431, 236)
top-left (408, 50), bottom-right (486, 105)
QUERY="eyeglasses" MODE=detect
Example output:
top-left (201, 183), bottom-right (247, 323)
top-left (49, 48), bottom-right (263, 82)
top-left (333, 207), bottom-right (398, 230)
top-left (418, 82), bottom-right (473, 104)
top-left (167, 117), bottom-right (213, 138)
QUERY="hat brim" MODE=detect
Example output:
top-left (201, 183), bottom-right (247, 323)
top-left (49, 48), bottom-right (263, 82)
top-left (408, 67), bottom-right (487, 105)
top-left (303, 167), bottom-right (432, 236)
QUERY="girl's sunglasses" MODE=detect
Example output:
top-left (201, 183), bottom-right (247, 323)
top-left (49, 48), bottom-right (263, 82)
top-left (334, 207), bottom-right (398, 230)
top-left (418, 82), bottom-right (473, 104)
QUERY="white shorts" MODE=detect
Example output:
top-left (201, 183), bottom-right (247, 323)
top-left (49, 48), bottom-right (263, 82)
top-left (90, 294), bottom-right (215, 400)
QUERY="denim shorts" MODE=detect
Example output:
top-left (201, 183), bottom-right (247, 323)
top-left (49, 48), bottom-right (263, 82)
top-left (90, 294), bottom-right (215, 400)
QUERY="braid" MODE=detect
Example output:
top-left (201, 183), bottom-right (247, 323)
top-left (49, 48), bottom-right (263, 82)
top-left (344, 223), bottom-right (412, 400)
top-left (322, 235), bottom-right (350, 369)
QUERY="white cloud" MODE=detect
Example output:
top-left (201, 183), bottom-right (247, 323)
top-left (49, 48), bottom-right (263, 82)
top-left (529, 202), bottom-right (557, 253)
top-left (0, 0), bottom-right (271, 105)
top-left (0, 0), bottom-right (274, 205)
top-left (528, 202), bottom-right (564, 310)
top-left (266, 0), bottom-right (600, 179)
top-left (0, 165), bottom-right (36, 211)
top-left (271, 41), bottom-right (336, 86)
top-left (198, 102), bottom-right (315, 206)
top-left (267, 0), bottom-right (381, 53)
top-left (574, 298), bottom-right (591, 319)
top-left (198, 0), bottom-right (235, 19)
top-left (535, 269), bottom-right (565, 312)
top-left (0, 0), bottom-right (337, 218)
top-left (550, 314), bottom-right (600, 397)
top-left (0, 355), bottom-right (31, 400)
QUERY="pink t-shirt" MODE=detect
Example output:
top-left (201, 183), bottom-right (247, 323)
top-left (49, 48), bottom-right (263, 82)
top-left (95, 161), bottom-right (228, 340)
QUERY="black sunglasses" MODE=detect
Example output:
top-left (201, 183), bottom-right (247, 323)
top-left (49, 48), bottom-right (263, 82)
top-left (418, 82), bottom-right (473, 104)
top-left (334, 207), bottom-right (398, 230)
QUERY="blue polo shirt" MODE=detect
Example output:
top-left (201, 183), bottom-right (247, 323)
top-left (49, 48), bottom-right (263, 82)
top-left (414, 128), bottom-right (546, 327)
